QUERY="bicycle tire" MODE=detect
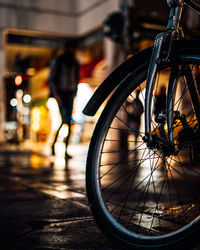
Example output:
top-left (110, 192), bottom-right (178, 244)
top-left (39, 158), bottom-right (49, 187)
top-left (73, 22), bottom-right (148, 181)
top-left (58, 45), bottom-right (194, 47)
top-left (86, 48), bottom-right (200, 249)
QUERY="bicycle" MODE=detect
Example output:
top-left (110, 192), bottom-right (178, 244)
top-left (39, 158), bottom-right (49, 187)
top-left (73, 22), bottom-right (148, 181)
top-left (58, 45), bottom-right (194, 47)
top-left (83, 0), bottom-right (200, 248)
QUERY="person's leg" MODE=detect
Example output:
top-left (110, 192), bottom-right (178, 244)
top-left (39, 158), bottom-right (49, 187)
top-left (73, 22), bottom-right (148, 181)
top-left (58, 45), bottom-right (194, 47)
top-left (51, 123), bottom-right (63, 155)
top-left (64, 123), bottom-right (72, 158)
top-left (62, 96), bottom-right (74, 158)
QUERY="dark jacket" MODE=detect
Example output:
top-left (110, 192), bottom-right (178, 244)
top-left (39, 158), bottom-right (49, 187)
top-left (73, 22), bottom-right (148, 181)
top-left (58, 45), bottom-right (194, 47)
top-left (49, 51), bottom-right (80, 98)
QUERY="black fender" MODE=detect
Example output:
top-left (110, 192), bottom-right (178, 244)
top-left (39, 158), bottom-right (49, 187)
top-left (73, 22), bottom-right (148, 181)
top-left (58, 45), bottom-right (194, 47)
top-left (83, 47), bottom-right (152, 116)
top-left (83, 38), bottom-right (200, 116)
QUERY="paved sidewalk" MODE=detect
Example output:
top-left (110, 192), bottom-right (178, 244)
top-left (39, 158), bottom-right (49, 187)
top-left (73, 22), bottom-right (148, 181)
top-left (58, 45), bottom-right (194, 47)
top-left (0, 143), bottom-right (117, 249)
top-left (0, 142), bottom-right (199, 250)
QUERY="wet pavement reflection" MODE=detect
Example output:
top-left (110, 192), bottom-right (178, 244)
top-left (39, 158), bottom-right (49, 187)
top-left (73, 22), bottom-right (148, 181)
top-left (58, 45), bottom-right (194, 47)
top-left (0, 141), bottom-right (199, 249)
top-left (0, 142), bottom-right (117, 249)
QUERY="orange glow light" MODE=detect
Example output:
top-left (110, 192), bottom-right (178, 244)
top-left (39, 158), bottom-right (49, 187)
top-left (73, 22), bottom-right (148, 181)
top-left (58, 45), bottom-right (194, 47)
top-left (15, 75), bottom-right (23, 86)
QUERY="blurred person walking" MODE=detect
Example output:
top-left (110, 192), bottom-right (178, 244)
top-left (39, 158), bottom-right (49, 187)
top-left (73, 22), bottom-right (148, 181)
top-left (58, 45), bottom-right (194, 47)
top-left (154, 85), bottom-right (167, 121)
top-left (154, 85), bottom-right (167, 138)
top-left (49, 40), bottom-right (80, 159)
top-left (127, 89), bottom-right (144, 144)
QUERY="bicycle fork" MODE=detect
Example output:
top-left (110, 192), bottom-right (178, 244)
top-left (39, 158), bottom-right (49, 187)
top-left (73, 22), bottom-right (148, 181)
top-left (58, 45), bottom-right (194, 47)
top-left (144, 1), bottom-right (184, 146)
top-left (143, 6), bottom-right (200, 155)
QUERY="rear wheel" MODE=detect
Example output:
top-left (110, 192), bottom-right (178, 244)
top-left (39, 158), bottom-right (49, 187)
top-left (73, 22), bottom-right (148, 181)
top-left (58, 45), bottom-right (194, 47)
top-left (86, 59), bottom-right (200, 248)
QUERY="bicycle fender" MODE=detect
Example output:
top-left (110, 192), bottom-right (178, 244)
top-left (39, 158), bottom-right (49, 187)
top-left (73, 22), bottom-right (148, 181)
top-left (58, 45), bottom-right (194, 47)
top-left (83, 47), bottom-right (152, 116)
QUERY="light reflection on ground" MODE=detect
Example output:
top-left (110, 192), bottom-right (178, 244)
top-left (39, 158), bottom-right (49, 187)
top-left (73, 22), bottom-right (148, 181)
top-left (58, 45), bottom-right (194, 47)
top-left (30, 154), bottom-right (51, 169)
top-left (0, 141), bottom-right (88, 200)
top-left (53, 157), bottom-right (66, 170)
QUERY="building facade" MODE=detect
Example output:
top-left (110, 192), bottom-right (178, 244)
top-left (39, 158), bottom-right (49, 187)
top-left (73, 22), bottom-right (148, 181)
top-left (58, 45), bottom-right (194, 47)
top-left (0, 0), bottom-right (199, 142)
top-left (0, 0), bottom-right (120, 142)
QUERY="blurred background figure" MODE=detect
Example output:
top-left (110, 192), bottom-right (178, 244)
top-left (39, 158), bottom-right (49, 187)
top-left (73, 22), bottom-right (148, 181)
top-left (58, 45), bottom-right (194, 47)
top-left (1, 0), bottom-right (199, 152)
top-left (127, 89), bottom-right (144, 144)
top-left (154, 85), bottom-right (167, 122)
top-left (48, 40), bottom-right (80, 159)
top-left (154, 85), bottom-right (167, 138)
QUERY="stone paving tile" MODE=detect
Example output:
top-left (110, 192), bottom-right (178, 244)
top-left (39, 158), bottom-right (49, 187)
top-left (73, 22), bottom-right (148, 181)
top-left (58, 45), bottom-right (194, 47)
top-left (6, 218), bottom-right (117, 250)
top-left (0, 145), bottom-right (119, 249)
top-left (0, 144), bottom-right (199, 249)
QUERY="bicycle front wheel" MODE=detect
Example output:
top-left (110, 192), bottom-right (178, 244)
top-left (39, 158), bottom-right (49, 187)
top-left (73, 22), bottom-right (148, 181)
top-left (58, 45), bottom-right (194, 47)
top-left (86, 53), bottom-right (200, 249)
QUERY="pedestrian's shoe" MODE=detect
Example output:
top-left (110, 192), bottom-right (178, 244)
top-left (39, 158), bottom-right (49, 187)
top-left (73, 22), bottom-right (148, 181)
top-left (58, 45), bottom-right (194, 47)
top-left (65, 153), bottom-right (72, 159)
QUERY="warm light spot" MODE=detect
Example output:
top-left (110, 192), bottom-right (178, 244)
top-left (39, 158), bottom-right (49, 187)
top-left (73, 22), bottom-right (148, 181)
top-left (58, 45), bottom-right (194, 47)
top-left (26, 67), bottom-right (36, 76)
top-left (54, 157), bottom-right (66, 170)
top-left (54, 142), bottom-right (65, 157)
top-left (15, 75), bottom-right (23, 86)
top-left (46, 97), bottom-right (62, 131)
top-left (31, 107), bottom-right (41, 132)
top-left (58, 124), bottom-right (69, 140)
top-left (30, 154), bottom-right (46, 169)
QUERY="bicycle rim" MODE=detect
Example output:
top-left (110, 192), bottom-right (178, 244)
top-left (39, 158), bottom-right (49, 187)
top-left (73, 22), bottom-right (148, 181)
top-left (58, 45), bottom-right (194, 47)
top-left (86, 61), bottom-right (200, 248)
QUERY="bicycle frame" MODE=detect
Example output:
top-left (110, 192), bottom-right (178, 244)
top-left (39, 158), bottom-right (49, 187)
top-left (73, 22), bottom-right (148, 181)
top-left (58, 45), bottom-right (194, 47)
top-left (85, 1), bottom-right (200, 247)
top-left (144, 0), bottom-right (200, 147)
top-left (83, 0), bottom-right (200, 118)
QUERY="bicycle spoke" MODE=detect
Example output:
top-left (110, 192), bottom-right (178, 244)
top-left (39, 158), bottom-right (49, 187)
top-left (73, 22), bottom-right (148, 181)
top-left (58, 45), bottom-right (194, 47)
top-left (88, 59), bottom-right (200, 243)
